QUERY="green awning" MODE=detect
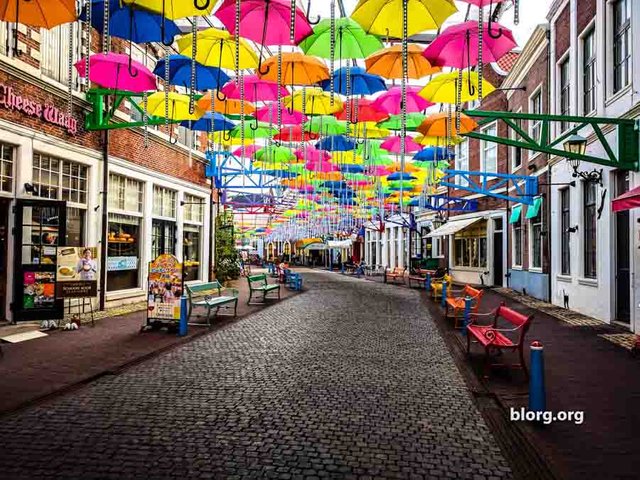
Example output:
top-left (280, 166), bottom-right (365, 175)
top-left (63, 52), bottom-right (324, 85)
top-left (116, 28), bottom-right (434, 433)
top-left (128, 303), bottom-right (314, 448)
top-left (509, 205), bottom-right (522, 224)
top-left (525, 197), bottom-right (543, 219)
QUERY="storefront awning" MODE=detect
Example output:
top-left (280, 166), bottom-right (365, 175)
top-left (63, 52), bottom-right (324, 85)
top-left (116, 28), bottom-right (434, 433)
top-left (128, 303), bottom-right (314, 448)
top-left (425, 217), bottom-right (481, 237)
top-left (613, 186), bottom-right (640, 212)
top-left (303, 242), bottom-right (327, 250)
top-left (327, 239), bottom-right (353, 248)
top-left (525, 197), bottom-right (542, 219)
top-left (509, 204), bottom-right (522, 224)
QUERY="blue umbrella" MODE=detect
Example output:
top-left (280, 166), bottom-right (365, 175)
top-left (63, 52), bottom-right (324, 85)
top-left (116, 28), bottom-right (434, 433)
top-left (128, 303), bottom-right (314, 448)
top-left (320, 66), bottom-right (387, 96)
top-left (340, 164), bottom-right (365, 174)
top-left (180, 113), bottom-right (235, 132)
top-left (154, 55), bottom-right (230, 91)
top-left (387, 172), bottom-right (417, 181)
top-left (323, 181), bottom-right (349, 190)
top-left (258, 170), bottom-right (299, 178)
top-left (315, 135), bottom-right (356, 152)
top-left (414, 147), bottom-right (455, 162)
top-left (80, 0), bottom-right (180, 44)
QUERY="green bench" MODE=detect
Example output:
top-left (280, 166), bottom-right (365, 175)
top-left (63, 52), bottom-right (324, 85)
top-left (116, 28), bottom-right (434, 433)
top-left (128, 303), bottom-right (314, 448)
top-left (247, 273), bottom-right (281, 304)
top-left (185, 281), bottom-right (238, 326)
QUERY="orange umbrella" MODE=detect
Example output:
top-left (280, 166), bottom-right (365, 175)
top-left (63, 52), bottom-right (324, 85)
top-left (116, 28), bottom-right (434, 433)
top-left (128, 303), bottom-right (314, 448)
top-left (417, 112), bottom-right (478, 137)
top-left (0, 0), bottom-right (76, 28)
top-left (258, 52), bottom-right (330, 86)
top-left (197, 92), bottom-right (256, 116)
top-left (365, 44), bottom-right (440, 79)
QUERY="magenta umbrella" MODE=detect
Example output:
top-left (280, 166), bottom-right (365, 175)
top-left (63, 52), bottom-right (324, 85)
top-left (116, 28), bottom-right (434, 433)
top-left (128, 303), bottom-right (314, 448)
top-left (254, 102), bottom-right (307, 125)
top-left (232, 145), bottom-right (260, 158)
top-left (75, 53), bottom-right (156, 92)
top-left (221, 75), bottom-right (289, 102)
top-left (372, 87), bottom-right (433, 115)
top-left (296, 147), bottom-right (331, 162)
top-left (423, 20), bottom-right (517, 69)
top-left (380, 136), bottom-right (423, 154)
top-left (305, 160), bottom-right (339, 173)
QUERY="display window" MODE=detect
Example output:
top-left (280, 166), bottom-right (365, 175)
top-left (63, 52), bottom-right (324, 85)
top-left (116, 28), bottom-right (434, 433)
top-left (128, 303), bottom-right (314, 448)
top-left (107, 213), bottom-right (141, 291)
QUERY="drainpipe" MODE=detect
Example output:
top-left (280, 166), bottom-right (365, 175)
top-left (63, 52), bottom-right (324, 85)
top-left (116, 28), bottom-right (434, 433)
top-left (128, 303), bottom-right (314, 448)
top-left (99, 100), bottom-right (109, 311)
top-left (208, 182), bottom-right (216, 282)
top-left (546, 27), bottom-right (553, 304)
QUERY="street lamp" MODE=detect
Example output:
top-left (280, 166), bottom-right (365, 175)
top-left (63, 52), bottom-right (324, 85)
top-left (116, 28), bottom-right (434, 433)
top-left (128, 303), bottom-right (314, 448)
top-left (563, 134), bottom-right (603, 185)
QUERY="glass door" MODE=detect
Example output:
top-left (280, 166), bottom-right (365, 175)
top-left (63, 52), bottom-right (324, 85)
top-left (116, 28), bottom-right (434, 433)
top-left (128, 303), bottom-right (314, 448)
top-left (13, 199), bottom-right (67, 321)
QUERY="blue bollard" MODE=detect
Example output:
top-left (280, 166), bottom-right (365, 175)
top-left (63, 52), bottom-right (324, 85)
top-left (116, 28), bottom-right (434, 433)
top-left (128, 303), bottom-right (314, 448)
top-left (425, 273), bottom-right (431, 291)
top-left (441, 281), bottom-right (447, 308)
top-left (178, 296), bottom-right (188, 337)
top-left (462, 296), bottom-right (472, 336)
top-left (528, 341), bottom-right (546, 413)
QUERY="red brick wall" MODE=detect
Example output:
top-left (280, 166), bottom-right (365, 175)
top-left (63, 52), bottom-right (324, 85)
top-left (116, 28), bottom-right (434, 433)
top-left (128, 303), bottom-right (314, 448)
top-left (577, 0), bottom-right (597, 34)
top-left (555, 5), bottom-right (571, 57)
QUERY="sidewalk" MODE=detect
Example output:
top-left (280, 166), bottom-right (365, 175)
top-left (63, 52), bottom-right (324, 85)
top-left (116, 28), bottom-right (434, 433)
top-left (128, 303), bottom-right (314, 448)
top-left (0, 270), bottom-right (300, 416)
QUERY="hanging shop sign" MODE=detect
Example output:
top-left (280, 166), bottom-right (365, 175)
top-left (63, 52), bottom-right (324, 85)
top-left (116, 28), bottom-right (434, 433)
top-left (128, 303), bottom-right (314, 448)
top-left (0, 84), bottom-right (78, 134)
top-left (147, 254), bottom-right (183, 321)
top-left (55, 247), bottom-right (99, 298)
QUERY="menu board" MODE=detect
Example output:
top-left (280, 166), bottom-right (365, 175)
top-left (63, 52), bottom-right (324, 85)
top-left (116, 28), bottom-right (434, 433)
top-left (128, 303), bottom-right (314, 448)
top-left (55, 247), bottom-right (99, 298)
top-left (147, 254), bottom-right (183, 321)
top-left (23, 272), bottom-right (56, 309)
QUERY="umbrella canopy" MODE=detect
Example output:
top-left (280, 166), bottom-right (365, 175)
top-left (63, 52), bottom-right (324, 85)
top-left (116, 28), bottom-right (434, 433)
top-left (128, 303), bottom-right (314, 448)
top-left (299, 17), bottom-right (383, 59)
top-left (145, 92), bottom-right (204, 121)
top-left (123, 0), bottom-right (215, 19)
top-left (320, 66), bottom-right (387, 96)
top-left (378, 113), bottom-right (426, 131)
top-left (255, 146), bottom-right (296, 163)
top-left (254, 102), bottom-right (306, 125)
top-left (335, 98), bottom-right (388, 123)
top-left (232, 145), bottom-right (260, 158)
top-left (419, 71), bottom-right (495, 104)
top-left (423, 20), bottom-right (517, 69)
top-left (221, 75), bottom-right (289, 102)
top-left (197, 92), bottom-right (256, 116)
top-left (274, 125), bottom-right (319, 143)
top-left (351, 0), bottom-right (457, 37)
top-left (417, 112), bottom-right (478, 137)
top-left (296, 147), bottom-right (332, 162)
top-left (75, 53), bottom-right (156, 92)
top-left (80, 0), bottom-right (180, 44)
top-left (153, 55), bottom-right (229, 91)
top-left (413, 146), bottom-right (455, 161)
top-left (380, 135), bottom-right (423, 153)
top-left (372, 86), bottom-right (433, 115)
top-left (215, 0), bottom-right (313, 46)
top-left (305, 116), bottom-right (347, 135)
top-left (612, 186), bottom-right (640, 212)
top-left (315, 135), bottom-right (356, 152)
top-left (259, 53), bottom-right (330, 85)
top-left (230, 123), bottom-right (278, 140)
top-left (180, 113), bottom-right (235, 132)
top-left (284, 88), bottom-right (343, 115)
top-left (177, 28), bottom-right (259, 70)
top-left (366, 44), bottom-right (440, 79)
top-left (350, 122), bottom-right (390, 139)
top-left (0, 0), bottom-right (76, 28)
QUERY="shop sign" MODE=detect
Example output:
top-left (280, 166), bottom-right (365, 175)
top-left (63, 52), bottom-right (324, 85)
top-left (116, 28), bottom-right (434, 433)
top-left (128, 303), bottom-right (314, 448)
top-left (0, 84), bottom-right (78, 134)
top-left (147, 254), bottom-right (183, 321)
top-left (55, 247), bottom-right (99, 298)
top-left (107, 256), bottom-right (139, 272)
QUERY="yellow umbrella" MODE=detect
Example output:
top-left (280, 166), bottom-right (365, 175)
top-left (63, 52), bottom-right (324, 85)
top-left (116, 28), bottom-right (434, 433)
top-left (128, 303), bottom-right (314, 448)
top-left (331, 151), bottom-right (365, 165)
top-left (176, 28), bottom-right (259, 70)
top-left (144, 92), bottom-right (204, 121)
top-left (419, 71), bottom-right (495, 104)
top-left (284, 88), bottom-right (343, 115)
top-left (210, 132), bottom-right (253, 147)
top-left (123, 0), bottom-right (215, 19)
top-left (350, 122), bottom-right (390, 139)
top-left (351, 0), bottom-right (457, 37)
top-left (415, 134), bottom-right (463, 146)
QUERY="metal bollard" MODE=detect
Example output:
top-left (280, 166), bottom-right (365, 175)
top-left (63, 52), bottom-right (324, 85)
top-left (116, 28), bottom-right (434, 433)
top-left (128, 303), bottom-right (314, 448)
top-left (178, 296), bottom-right (188, 337)
top-left (528, 341), bottom-right (546, 413)
top-left (441, 281), bottom-right (447, 308)
top-left (425, 273), bottom-right (431, 291)
top-left (462, 296), bottom-right (472, 336)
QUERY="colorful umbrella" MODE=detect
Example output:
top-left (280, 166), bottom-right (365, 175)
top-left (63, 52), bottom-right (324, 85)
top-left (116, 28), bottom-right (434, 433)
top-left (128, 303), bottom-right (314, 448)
top-left (75, 53), bottom-right (156, 92)
top-left (305, 116), bottom-right (347, 136)
top-left (232, 145), bottom-right (260, 158)
top-left (122, 0), bottom-right (215, 19)
top-left (320, 66), bottom-right (387, 96)
top-left (254, 103), bottom-right (306, 125)
top-left (350, 122), bottom-right (390, 139)
top-left (255, 146), bottom-right (296, 163)
top-left (230, 123), bottom-right (278, 140)
top-left (366, 44), bottom-right (440, 80)
top-left (299, 17), bottom-right (382, 59)
top-left (380, 135), bottom-right (423, 153)
top-left (351, 0), bottom-right (457, 37)
top-left (181, 113), bottom-right (235, 132)
top-left (177, 28), bottom-right (259, 70)
top-left (378, 113), bottom-right (426, 131)
top-left (221, 75), bottom-right (289, 102)
top-left (145, 92), bottom-right (204, 121)
top-left (415, 134), bottom-right (463, 146)
top-left (296, 147), bottom-right (332, 162)
top-left (197, 92), bottom-right (256, 116)
top-left (284, 88), bottom-right (343, 115)
top-left (80, 0), bottom-right (180, 44)
top-left (154, 55), bottom-right (229, 91)
top-left (372, 86), bottom-right (433, 115)
top-left (419, 71), bottom-right (495, 104)
top-left (0, 0), bottom-right (76, 28)
top-left (414, 146), bottom-right (455, 161)
top-left (315, 135), bottom-right (356, 152)
top-left (417, 113), bottom-right (478, 137)
top-left (259, 53), bottom-right (330, 86)
top-left (335, 99), bottom-right (388, 123)
top-left (274, 125), bottom-right (319, 143)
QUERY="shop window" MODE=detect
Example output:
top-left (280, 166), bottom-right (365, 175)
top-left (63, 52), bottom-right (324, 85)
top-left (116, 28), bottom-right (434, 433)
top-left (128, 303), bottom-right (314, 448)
top-left (184, 194), bottom-right (205, 223)
top-left (454, 222), bottom-right (487, 268)
top-left (0, 142), bottom-right (14, 192)
top-left (481, 123), bottom-right (498, 173)
top-left (107, 214), bottom-right (141, 291)
top-left (65, 207), bottom-right (85, 247)
top-left (108, 174), bottom-right (143, 213)
top-left (582, 28), bottom-right (596, 114)
top-left (151, 219), bottom-right (176, 259)
top-left (152, 186), bottom-right (176, 218)
top-left (455, 139), bottom-right (469, 186)
top-left (559, 57), bottom-right (571, 132)
top-left (183, 225), bottom-right (201, 281)
top-left (613, 0), bottom-right (631, 94)
top-left (33, 154), bottom-right (87, 204)
top-left (561, 188), bottom-right (571, 275)
top-left (530, 212), bottom-right (543, 269)
top-left (513, 217), bottom-right (523, 267)
top-left (583, 181), bottom-right (597, 279)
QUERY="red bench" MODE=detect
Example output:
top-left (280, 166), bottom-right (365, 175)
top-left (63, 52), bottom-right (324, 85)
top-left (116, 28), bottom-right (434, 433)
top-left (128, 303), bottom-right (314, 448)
top-left (384, 267), bottom-right (406, 284)
top-left (466, 302), bottom-right (534, 378)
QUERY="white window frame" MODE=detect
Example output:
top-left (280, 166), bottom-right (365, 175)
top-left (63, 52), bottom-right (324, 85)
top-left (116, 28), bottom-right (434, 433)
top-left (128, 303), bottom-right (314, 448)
top-left (609, 0), bottom-right (632, 96)
top-left (528, 203), bottom-right (543, 272)
top-left (152, 185), bottom-right (177, 220)
top-left (579, 24), bottom-right (597, 116)
top-left (529, 87), bottom-right (543, 143)
top-left (512, 214), bottom-right (523, 268)
top-left (557, 53), bottom-right (571, 134)
top-left (480, 122), bottom-right (498, 174)
top-left (0, 141), bottom-right (15, 194)
top-left (40, 22), bottom-right (83, 90)
top-left (455, 139), bottom-right (469, 186)
top-left (511, 108), bottom-right (524, 171)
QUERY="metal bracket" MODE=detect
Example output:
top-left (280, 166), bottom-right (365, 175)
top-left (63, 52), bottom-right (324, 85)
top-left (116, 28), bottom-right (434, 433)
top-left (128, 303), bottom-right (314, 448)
top-left (440, 169), bottom-right (539, 205)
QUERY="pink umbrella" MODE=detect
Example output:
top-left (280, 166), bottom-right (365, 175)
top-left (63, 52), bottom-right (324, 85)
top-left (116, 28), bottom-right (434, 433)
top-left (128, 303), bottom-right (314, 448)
top-left (75, 53), bottom-right (156, 93)
top-left (215, 0), bottom-right (313, 46)
top-left (221, 75), bottom-right (289, 102)
top-left (380, 135), bottom-right (423, 154)
top-left (305, 160), bottom-right (339, 172)
top-left (366, 166), bottom-right (393, 176)
top-left (296, 147), bottom-right (331, 162)
top-left (423, 20), bottom-right (517, 69)
top-left (372, 87), bottom-right (433, 115)
top-left (254, 102), bottom-right (307, 125)
top-left (232, 145), bottom-right (260, 157)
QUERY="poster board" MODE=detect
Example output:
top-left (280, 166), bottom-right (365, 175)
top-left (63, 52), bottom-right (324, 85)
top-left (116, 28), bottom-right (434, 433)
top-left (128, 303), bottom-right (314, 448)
top-left (147, 254), bottom-right (183, 321)
top-left (55, 247), bottom-right (99, 298)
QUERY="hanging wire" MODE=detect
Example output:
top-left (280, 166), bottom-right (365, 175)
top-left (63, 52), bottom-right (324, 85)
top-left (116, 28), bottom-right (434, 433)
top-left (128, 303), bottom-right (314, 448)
top-left (478, 7), bottom-right (484, 104)
top-left (514, 0), bottom-right (520, 25)
top-left (235, 0), bottom-right (241, 80)
top-left (456, 68), bottom-right (463, 132)
top-left (400, 0), bottom-right (408, 215)
top-left (143, 91), bottom-right (149, 148)
top-left (189, 16), bottom-right (198, 114)
top-left (330, 0), bottom-right (336, 105)
top-left (290, 0), bottom-right (296, 44)
top-left (84, 0), bottom-right (91, 85)
top-left (277, 45), bottom-right (283, 129)
top-left (67, 21), bottom-right (74, 117)
top-left (102, 0), bottom-right (110, 54)
top-left (345, 59), bottom-right (351, 137)
top-left (164, 45), bottom-right (170, 134)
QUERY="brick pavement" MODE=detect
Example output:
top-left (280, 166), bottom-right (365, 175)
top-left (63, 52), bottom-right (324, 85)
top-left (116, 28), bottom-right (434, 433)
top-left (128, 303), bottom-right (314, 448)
top-left (0, 270), bottom-right (511, 480)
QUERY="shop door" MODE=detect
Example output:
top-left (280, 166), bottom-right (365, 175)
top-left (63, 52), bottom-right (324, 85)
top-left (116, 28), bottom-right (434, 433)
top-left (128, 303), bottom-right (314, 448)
top-left (13, 199), bottom-right (67, 321)
top-left (615, 173), bottom-right (631, 323)
top-left (0, 199), bottom-right (9, 320)
top-left (151, 219), bottom-right (176, 259)
top-left (493, 219), bottom-right (504, 287)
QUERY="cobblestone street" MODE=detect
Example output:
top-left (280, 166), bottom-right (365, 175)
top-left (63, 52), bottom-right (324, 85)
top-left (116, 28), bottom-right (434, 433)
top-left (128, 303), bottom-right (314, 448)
top-left (0, 271), bottom-right (511, 479)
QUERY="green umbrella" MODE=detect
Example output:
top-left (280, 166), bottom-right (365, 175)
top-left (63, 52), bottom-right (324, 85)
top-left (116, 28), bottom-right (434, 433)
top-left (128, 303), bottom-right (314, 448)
top-left (304, 115), bottom-right (347, 135)
top-left (230, 123), bottom-right (277, 139)
top-left (378, 113), bottom-right (427, 131)
top-left (255, 146), bottom-right (296, 163)
top-left (299, 18), bottom-right (383, 60)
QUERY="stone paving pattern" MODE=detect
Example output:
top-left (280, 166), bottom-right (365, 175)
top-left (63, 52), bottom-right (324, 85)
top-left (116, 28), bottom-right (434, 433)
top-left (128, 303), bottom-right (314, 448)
top-left (0, 271), bottom-right (512, 479)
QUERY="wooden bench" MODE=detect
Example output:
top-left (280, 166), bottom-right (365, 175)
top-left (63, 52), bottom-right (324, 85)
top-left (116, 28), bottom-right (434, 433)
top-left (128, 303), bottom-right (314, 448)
top-left (247, 273), bottom-right (281, 304)
top-left (185, 281), bottom-right (238, 326)
top-left (407, 269), bottom-right (434, 289)
top-left (445, 285), bottom-right (484, 329)
top-left (384, 267), bottom-right (406, 284)
top-left (431, 274), bottom-right (452, 300)
top-left (467, 302), bottom-right (534, 378)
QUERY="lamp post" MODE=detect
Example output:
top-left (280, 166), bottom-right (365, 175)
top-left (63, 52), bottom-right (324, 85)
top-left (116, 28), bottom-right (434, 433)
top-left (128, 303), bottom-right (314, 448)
top-left (563, 134), bottom-right (603, 185)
